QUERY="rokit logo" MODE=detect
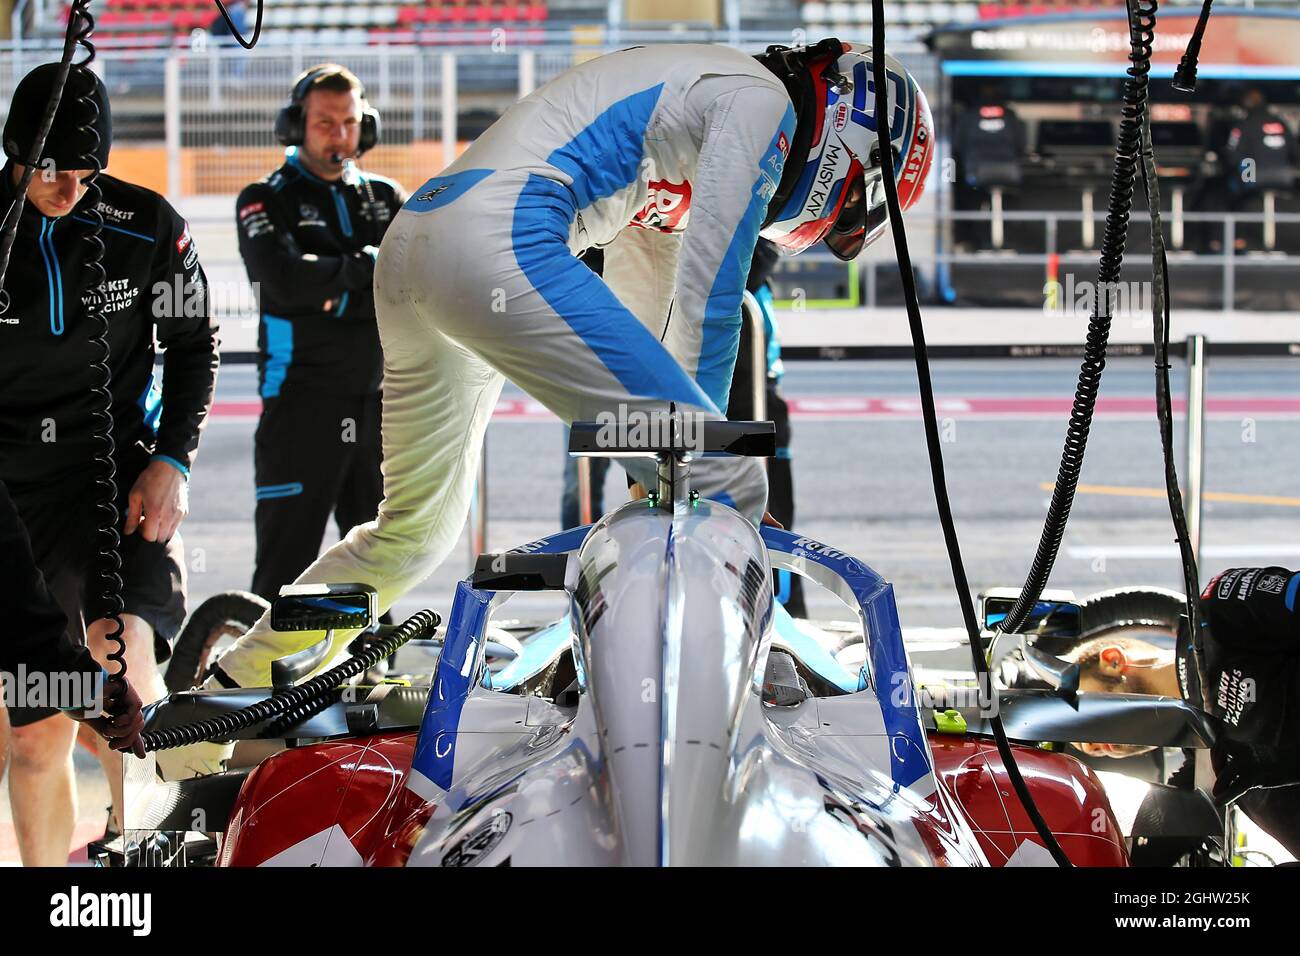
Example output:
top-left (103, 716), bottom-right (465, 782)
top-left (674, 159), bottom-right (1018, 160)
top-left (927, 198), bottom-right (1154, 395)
top-left (630, 180), bottom-right (692, 232)
top-left (49, 886), bottom-right (152, 936)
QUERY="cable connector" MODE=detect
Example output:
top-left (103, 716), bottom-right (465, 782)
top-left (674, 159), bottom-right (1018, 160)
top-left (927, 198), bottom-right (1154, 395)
top-left (1173, 0), bottom-right (1215, 94)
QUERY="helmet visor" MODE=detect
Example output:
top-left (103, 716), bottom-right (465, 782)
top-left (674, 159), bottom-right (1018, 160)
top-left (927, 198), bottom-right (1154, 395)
top-left (824, 174), bottom-right (887, 261)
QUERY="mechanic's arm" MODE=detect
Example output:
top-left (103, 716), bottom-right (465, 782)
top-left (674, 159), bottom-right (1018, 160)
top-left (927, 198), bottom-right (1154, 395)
top-left (667, 82), bottom-right (796, 414)
top-left (128, 214), bottom-right (220, 543)
top-left (235, 184), bottom-right (377, 312)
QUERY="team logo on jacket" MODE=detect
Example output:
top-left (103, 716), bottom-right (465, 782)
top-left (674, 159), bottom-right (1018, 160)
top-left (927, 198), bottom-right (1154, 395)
top-left (777, 131), bottom-right (790, 158)
top-left (298, 203), bottom-right (325, 227)
top-left (630, 179), bottom-right (692, 232)
top-left (83, 276), bottom-right (140, 315)
top-left (96, 200), bottom-right (136, 222)
top-left (176, 224), bottom-right (192, 254)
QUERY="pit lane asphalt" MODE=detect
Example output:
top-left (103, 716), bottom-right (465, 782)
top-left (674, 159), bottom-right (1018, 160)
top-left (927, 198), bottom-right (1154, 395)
top-left (4, 355), bottom-right (1294, 863)
top-left (187, 356), bottom-right (1300, 629)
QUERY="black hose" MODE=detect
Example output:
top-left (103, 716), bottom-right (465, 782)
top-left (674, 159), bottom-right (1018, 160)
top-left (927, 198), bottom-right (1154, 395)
top-left (1133, 7), bottom-right (1210, 713)
top-left (995, 0), bottom-right (1157, 636)
top-left (869, 4), bottom-right (1074, 866)
top-left (211, 0), bottom-right (266, 49)
top-left (141, 608), bottom-right (440, 751)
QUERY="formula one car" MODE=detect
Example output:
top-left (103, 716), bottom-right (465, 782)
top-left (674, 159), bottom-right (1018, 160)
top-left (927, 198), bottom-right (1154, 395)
top-left (129, 420), bottom-right (1220, 867)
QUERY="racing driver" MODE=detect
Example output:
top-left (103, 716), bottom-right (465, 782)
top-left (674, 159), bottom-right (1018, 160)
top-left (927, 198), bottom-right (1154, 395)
top-left (203, 39), bottom-right (934, 703)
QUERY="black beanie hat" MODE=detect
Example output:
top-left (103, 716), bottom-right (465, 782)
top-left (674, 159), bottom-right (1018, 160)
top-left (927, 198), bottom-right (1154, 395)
top-left (3, 62), bottom-right (112, 171)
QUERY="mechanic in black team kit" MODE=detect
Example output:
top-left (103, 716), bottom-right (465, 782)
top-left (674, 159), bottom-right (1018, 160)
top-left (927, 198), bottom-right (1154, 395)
top-left (0, 63), bottom-right (218, 865)
top-left (237, 64), bottom-right (407, 605)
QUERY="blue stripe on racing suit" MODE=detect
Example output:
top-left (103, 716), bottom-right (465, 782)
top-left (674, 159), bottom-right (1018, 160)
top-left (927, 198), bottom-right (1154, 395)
top-left (511, 85), bottom-right (716, 411)
top-left (696, 103), bottom-right (797, 413)
top-left (514, 177), bottom-right (714, 412)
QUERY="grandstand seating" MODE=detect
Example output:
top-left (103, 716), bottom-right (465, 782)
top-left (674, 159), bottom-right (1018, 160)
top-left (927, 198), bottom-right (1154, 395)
top-left (49, 1), bottom-right (555, 47)
top-left (797, 0), bottom-right (1300, 40)
top-left (34, 0), bottom-right (1300, 48)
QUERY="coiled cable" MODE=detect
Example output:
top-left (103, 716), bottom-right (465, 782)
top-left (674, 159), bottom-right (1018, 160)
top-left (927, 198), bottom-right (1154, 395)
top-left (68, 3), bottom-right (131, 686)
top-left (995, 0), bottom-right (1157, 635)
top-left (141, 608), bottom-right (440, 751)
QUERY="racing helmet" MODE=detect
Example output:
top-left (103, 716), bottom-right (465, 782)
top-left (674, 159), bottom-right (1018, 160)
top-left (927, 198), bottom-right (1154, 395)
top-left (759, 43), bottom-right (934, 261)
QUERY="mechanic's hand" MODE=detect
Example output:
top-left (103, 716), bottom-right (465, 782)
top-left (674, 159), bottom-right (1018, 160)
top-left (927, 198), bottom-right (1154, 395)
top-left (74, 675), bottom-right (146, 759)
top-left (761, 512), bottom-right (784, 529)
top-left (125, 460), bottom-right (188, 542)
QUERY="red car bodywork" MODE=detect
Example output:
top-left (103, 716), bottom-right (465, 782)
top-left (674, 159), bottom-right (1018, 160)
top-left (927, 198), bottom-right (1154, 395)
top-left (220, 730), bottom-right (1128, 867)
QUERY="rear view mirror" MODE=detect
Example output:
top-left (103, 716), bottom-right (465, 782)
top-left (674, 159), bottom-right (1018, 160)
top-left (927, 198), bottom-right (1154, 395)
top-left (271, 583), bottom-right (377, 632)
top-left (980, 588), bottom-right (1082, 639)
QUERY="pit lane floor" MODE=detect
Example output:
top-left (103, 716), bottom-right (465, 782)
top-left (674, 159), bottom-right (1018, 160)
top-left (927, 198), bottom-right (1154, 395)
top-left (3, 356), bottom-right (1296, 863)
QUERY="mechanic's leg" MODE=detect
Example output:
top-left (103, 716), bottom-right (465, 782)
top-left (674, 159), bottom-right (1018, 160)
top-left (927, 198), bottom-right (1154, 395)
top-left (214, 307), bottom-right (504, 688)
top-left (86, 614), bottom-right (163, 833)
top-left (7, 711), bottom-right (78, 866)
top-left (251, 393), bottom-right (352, 604)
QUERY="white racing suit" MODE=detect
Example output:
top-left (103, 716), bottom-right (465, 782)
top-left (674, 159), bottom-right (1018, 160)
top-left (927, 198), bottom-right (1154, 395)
top-left (215, 44), bottom-right (797, 688)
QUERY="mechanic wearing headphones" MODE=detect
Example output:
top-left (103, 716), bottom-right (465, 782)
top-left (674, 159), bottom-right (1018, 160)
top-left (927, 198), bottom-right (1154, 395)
top-left (197, 39), bottom-right (932, 704)
top-left (0, 63), bottom-right (217, 864)
top-left (236, 63), bottom-right (407, 607)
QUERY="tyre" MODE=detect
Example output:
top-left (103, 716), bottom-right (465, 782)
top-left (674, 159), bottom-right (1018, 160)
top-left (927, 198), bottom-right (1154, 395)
top-left (164, 591), bottom-right (270, 692)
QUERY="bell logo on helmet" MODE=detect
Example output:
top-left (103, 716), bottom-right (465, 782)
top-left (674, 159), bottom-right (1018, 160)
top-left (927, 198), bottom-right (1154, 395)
top-left (833, 102), bottom-right (849, 132)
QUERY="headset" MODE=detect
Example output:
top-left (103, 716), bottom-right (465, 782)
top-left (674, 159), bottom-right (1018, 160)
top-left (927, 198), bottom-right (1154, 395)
top-left (274, 66), bottom-right (381, 156)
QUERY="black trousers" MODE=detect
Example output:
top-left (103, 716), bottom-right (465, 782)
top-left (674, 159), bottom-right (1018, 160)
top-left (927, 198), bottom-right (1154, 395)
top-left (251, 389), bottom-right (384, 604)
top-left (728, 311), bottom-right (806, 619)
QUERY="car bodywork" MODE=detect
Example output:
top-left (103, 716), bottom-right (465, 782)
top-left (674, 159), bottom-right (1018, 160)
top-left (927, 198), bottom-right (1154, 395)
top-left (213, 496), bottom-right (1130, 867)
